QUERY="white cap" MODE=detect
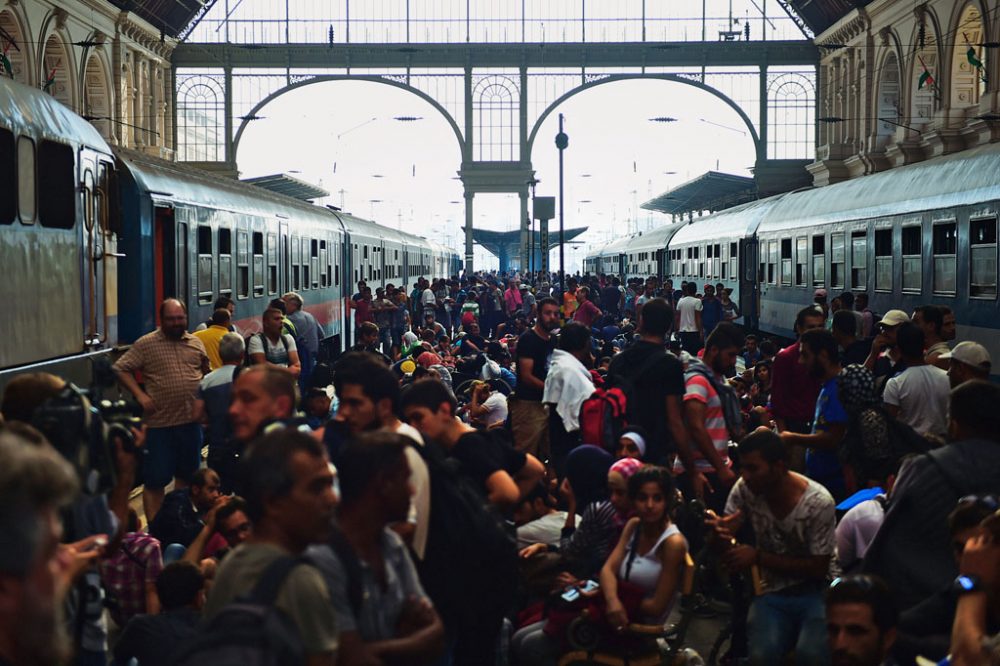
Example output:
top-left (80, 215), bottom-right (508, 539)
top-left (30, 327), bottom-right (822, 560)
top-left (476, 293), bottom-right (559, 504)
top-left (879, 309), bottom-right (911, 327)
top-left (940, 341), bottom-right (992, 371)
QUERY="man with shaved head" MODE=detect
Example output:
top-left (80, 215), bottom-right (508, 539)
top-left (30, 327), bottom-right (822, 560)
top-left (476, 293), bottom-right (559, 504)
top-left (115, 298), bottom-right (210, 521)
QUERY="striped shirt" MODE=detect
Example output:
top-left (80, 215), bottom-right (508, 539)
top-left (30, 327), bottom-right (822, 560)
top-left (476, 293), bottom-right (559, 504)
top-left (675, 371), bottom-right (731, 474)
top-left (559, 500), bottom-right (619, 576)
top-left (114, 330), bottom-right (209, 428)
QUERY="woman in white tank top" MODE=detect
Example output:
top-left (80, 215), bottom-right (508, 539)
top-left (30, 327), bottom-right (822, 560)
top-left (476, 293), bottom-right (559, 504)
top-left (600, 466), bottom-right (689, 628)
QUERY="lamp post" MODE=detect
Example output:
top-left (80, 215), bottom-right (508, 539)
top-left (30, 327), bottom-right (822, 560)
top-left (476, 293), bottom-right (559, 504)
top-left (527, 177), bottom-right (539, 277)
top-left (555, 113), bottom-right (569, 290)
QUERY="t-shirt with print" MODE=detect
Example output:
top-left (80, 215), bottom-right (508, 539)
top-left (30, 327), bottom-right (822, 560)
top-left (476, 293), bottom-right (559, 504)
top-left (247, 332), bottom-right (297, 367)
top-left (724, 474), bottom-right (838, 593)
top-left (451, 430), bottom-right (527, 496)
top-left (205, 542), bottom-right (338, 656)
top-left (675, 370), bottom-right (731, 474)
top-left (516, 329), bottom-right (555, 401)
top-left (808, 375), bottom-right (849, 498)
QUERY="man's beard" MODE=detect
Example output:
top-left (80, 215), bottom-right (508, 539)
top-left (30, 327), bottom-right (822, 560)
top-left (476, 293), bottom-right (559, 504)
top-left (163, 325), bottom-right (186, 340)
top-left (13, 587), bottom-right (71, 666)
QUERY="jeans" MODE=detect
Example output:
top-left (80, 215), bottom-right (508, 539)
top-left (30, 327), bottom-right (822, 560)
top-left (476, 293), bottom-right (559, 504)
top-left (747, 590), bottom-right (830, 665)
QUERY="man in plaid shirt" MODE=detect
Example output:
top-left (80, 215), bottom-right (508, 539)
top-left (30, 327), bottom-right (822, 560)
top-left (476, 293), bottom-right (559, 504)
top-left (115, 299), bottom-right (210, 522)
top-left (101, 512), bottom-right (164, 627)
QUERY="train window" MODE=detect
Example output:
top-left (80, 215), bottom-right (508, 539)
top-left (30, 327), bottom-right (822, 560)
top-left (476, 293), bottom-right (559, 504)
top-left (932, 222), bottom-right (957, 294)
top-left (780, 239), bottom-right (792, 286)
top-left (851, 232), bottom-right (867, 289)
top-left (252, 231), bottom-right (265, 297)
top-left (730, 243), bottom-right (738, 280)
top-left (767, 240), bottom-right (778, 284)
top-left (320, 240), bottom-right (329, 287)
top-left (219, 228), bottom-right (232, 296)
top-left (267, 232), bottom-right (278, 295)
top-left (37, 141), bottom-right (74, 229)
top-left (901, 226), bottom-right (921, 292)
top-left (969, 218), bottom-right (996, 298)
top-left (311, 239), bottom-right (319, 288)
top-left (713, 244), bottom-right (721, 278)
top-left (237, 230), bottom-right (249, 299)
top-left (197, 226), bottom-right (214, 305)
top-left (334, 241), bottom-right (341, 287)
top-left (302, 237), bottom-right (311, 289)
top-left (812, 235), bottom-right (825, 286)
top-left (875, 229), bottom-right (892, 292)
top-left (291, 235), bottom-right (301, 290)
top-left (831, 233), bottom-right (845, 289)
top-left (17, 136), bottom-right (36, 224)
top-left (0, 128), bottom-right (13, 224)
top-left (795, 238), bottom-right (807, 286)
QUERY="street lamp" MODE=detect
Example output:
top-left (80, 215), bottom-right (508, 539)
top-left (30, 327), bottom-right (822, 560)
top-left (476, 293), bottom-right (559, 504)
top-left (555, 114), bottom-right (569, 290)
top-left (527, 177), bottom-right (539, 276)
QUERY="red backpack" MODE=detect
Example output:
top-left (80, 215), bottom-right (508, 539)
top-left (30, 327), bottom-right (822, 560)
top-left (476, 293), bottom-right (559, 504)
top-left (578, 387), bottom-right (628, 452)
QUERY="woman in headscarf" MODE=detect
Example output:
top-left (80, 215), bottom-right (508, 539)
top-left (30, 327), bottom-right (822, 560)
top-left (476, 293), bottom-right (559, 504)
top-left (615, 428), bottom-right (648, 461)
top-left (518, 445), bottom-right (617, 579)
top-left (607, 457), bottom-right (644, 534)
top-left (837, 363), bottom-right (896, 490)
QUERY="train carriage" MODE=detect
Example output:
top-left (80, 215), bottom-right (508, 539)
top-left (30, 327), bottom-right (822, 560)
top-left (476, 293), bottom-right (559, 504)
top-left (0, 77), bottom-right (119, 388)
top-left (622, 223), bottom-right (684, 284)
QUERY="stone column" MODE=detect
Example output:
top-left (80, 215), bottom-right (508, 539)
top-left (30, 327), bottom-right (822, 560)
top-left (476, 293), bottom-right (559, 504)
top-left (464, 189), bottom-right (475, 275)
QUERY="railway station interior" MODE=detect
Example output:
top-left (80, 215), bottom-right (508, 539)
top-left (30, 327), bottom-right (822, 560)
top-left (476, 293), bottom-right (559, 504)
top-left (3, 0), bottom-right (1000, 665)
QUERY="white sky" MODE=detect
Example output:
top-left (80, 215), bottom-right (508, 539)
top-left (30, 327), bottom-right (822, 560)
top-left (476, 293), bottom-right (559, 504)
top-left (237, 77), bottom-right (758, 272)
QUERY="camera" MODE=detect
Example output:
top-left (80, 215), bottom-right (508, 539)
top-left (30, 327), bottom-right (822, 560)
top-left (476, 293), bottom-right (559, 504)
top-left (31, 384), bottom-right (140, 496)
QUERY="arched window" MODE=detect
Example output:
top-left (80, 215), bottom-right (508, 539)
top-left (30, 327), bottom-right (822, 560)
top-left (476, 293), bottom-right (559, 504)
top-left (83, 54), bottom-right (113, 141)
top-left (768, 73), bottom-right (815, 159)
top-left (474, 74), bottom-right (518, 161)
top-left (176, 73), bottom-right (226, 161)
top-left (910, 21), bottom-right (939, 128)
top-left (0, 10), bottom-right (28, 85)
top-left (41, 34), bottom-right (73, 109)
top-left (875, 53), bottom-right (901, 147)
top-left (950, 4), bottom-right (986, 110)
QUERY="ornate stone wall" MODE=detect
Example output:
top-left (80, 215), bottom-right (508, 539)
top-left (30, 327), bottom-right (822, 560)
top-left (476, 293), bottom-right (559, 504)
top-left (810, 0), bottom-right (1000, 185)
top-left (1, 0), bottom-right (176, 155)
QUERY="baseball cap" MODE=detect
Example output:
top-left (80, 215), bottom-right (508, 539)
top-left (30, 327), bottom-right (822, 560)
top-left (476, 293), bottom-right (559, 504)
top-left (940, 341), bottom-right (992, 371)
top-left (813, 288), bottom-right (828, 299)
top-left (878, 309), bottom-right (910, 327)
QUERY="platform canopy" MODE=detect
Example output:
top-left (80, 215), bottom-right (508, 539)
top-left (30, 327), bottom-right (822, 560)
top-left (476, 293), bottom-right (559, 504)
top-left (642, 171), bottom-right (757, 216)
top-left (109, 0), bottom-right (209, 37)
top-left (242, 173), bottom-right (330, 201)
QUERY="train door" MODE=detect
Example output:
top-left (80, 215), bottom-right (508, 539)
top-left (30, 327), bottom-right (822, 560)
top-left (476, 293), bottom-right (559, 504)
top-left (79, 149), bottom-right (109, 347)
top-left (740, 236), bottom-right (759, 330)
top-left (280, 221), bottom-right (289, 294)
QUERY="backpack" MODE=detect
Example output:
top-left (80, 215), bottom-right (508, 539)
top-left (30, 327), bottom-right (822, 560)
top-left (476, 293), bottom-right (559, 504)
top-left (244, 332), bottom-right (289, 367)
top-left (579, 352), bottom-right (664, 452)
top-left (883, 409), bottom-right (934, 458)
top-left (412, 437), bottom-right (518, 622)
top-left (684, 360), bottom-right (745, 441)
top-left (578, 386), bottom-right (628, 451)
top-left (173, 557), bottom-right (306, 666)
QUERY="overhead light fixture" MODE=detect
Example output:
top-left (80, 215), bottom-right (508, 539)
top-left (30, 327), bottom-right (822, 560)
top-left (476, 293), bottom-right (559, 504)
top-left (817, 116), bottom-right (845, 123)
top-left (649, 116), bottom-right (678, 123)
top-left (393, 116), bottom-right (423, 122)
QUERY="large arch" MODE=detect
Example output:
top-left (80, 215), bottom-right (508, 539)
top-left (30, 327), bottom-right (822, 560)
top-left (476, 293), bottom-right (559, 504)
top-left (82, 49), bottom-right (114, 141)
top-left (0, 7), bottom-right (31, 85)
top-left (527, 74), bottom-right (762, 160)
top-left (231, 75), bottom-right (465, 160)
top-left (948, 3), bottom-right (987, 110)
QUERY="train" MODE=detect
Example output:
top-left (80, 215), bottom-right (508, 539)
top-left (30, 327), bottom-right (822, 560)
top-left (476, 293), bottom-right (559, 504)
top-left (586, 143), bottom-right (1000, 362)
top-left (0, 75), bottom-right (461, 389)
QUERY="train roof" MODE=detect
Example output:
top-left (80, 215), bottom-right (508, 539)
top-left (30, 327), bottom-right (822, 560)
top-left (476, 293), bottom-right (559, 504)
top-left (621, 222), bottom-right (686, 253)
top-left (117, 148), bottom-right (343, 228)
top-left (668, 194), bottom-right (789, 245)
top-left (0, 77), bottom-right (111, 153)
top-left (760, 141), bottom-right (1000, 232)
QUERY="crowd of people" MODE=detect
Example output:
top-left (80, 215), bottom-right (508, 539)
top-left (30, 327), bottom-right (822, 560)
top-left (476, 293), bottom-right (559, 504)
top-left (1, 270), bottom-right (999, 666)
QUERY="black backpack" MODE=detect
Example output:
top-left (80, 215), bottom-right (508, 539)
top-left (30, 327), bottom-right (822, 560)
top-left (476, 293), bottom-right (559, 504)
top-left (173, 557), bottom-right (307, 666)
top-left (413, 438), bottom-right (518, 622)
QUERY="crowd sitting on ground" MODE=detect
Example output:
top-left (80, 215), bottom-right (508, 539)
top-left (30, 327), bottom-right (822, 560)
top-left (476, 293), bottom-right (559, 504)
top-left (1, 269), bottom-right (999, 666)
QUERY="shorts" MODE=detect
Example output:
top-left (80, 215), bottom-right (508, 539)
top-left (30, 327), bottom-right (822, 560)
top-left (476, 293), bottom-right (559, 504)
top-left (144, 423), bottom-right (203, 489)
top-left (508, 398), bottom-right (549, 459)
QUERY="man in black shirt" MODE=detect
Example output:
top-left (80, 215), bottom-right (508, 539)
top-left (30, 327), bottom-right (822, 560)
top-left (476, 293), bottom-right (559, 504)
top-left (511, 298), bottom-right (560, 458)
top-left (601, 277), bottom-right (623, 319)
top-left (607, 298), bottom-right (697, 474)
top-left (149, 468), bottom-right (223, 549)
top-left (832, 310), bottom-right (871, 366)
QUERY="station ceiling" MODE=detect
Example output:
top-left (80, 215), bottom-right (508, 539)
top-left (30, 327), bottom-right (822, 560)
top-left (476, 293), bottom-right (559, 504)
top-left (116, 0), bottom-right (867, 41)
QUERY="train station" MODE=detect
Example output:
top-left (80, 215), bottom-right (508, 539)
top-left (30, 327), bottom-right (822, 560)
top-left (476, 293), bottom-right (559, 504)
top-left (1, 0), bottom-right (1000, 665)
